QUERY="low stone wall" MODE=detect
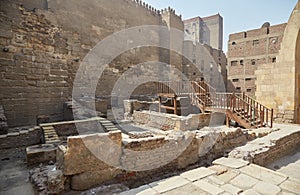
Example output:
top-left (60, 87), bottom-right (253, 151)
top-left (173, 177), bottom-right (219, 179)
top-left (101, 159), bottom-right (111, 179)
top-left (229, 126), bottom-right (300, 166)
top-left (55, 127), bottom-right (253, 191)
top-left (132, 111), bottom-right (210, 131)
top-left (0, 126), bottom-right (42, 149)
top-left (63, 99), bottom-right (107, 121)
top-left (40, 117), bottom-right (107, 138)
top-left (274, 110), bottom-right (295, 123)
top-left (26, 144), bottom-right (57, 165)
top-left (0, 105), bottom-right (8, 135)
top-left (124, 99), bottom-right (159, 118)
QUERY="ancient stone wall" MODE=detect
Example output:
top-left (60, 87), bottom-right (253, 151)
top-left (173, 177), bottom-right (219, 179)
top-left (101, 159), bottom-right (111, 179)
top-left (132, 111), bottom-right (211, 131)
top-left (0, 126), bottom-right (41, 149)
top-left (227, 23), bottom-right (286, 96)
top-left (229, 127), bottom-right (300, 166)
top-left (255, 1), bottom-right (300, 123)
top-left (55, 127), bottom-right (251, 191)
top-left (0, 0), bottom-right (185, 127)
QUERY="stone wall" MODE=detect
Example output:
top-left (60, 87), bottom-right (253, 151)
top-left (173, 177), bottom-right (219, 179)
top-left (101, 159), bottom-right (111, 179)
top-left (123, 99), bottom-right (159, 119)
top-left (183, 14), bottom-right (223, 50)
top-left (229, 127), bottom-right (300, 166)
top-left (0, 0), bottom-right (185, 127)
top-left (255, 1), bottom-right (300, 123)
top-left (0, 126), bottom-right (41, 149)
top-left (55, 127), bottom-right (253, 191)
top-left (0, 105), bottom-right (8, 134)
top-left (132, 111), bottom-right (211, 131)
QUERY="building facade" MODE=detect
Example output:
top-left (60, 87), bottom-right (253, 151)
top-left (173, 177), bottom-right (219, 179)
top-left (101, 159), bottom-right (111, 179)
top-left (227, 23), bottom-right (286, 96)
top-left (183, 14), bottom-right (223, 50)
top-left (255, 1), bottom-right (300, 123)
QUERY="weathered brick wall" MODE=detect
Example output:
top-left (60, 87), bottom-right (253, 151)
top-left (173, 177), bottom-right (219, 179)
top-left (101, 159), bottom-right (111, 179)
top-left (227, 23), bottom-right (286, 96)
top-left (0, 0), bottom-right (185, 127)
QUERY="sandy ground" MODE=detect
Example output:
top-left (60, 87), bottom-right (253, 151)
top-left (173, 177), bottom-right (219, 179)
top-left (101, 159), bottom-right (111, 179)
top-left (0, 147), bottom-right (35, 195)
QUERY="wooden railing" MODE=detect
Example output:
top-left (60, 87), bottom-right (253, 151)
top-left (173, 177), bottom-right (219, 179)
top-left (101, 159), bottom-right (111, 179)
top-left (157, 81), bottom-right (273, 128)
top-left (230, 93), bottom-right (273, 128)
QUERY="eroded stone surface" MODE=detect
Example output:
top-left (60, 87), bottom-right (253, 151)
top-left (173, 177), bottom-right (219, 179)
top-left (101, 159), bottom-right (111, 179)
top-left (213, 157), bottom-right (249, 169)
top-left (180, 167), bottom-right (216, 181)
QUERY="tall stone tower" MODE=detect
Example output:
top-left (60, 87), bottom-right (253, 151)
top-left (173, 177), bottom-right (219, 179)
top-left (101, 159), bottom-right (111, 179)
top-left (183, 14), bottom-right (223, 50)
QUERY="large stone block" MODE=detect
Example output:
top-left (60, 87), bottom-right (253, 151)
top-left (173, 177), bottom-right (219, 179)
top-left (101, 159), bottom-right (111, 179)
top-left (63, 131), bottom-right (122, 175)
top-left (26, 144), bottom-right (57, 165)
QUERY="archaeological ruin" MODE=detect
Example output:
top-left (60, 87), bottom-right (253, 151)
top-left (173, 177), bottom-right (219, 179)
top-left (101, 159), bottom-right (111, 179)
top-left (0, 0), bottom-right (300, 194)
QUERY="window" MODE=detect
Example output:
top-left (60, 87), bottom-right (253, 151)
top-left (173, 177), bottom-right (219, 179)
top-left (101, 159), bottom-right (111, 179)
top-left (193, 72), bottom-right (196, 75)
top-left (246, 89), bottom-right (252, 92)
top-left (232, 41), bottom-right (236, 45)
top-left (270, 37), bottom-right (278, 44)
top-left (231, 61), bottom-right (238, 66)
top-left (253, 40), bottom-right (259, 46)
top-left (240, 60), bottom-right (244, 65)
top-left (236, 87), bottom-right (241, 91)
top-left (251, 60), bottom-right (256, 65)
top-left (245, 78), bottom-right (252, 81)
top-left (232, 78), bottom-right (239, 82)
top-left (272, 57), bottom-right (276, 63)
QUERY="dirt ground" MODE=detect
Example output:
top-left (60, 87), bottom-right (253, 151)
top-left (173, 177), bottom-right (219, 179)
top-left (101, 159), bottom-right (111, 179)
top-left (0, 147), bottom-right (35, 195)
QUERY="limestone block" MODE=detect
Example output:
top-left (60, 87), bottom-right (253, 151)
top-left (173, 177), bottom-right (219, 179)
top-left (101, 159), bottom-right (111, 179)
top-left (180, 167), bottom-right (216, 181)
top-left (26, 144), bottom-right (57, 165)
top-left (71, 168), bottom-right (122, 191)
top-left (63, 131), bottom-right (122, 175)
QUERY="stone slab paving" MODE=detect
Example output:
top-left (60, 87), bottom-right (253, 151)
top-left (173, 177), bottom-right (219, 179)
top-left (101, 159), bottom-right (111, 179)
top-left (213, 157), bottom-right (249, 169)
top-left (180, 167), bottom-right (216, 181)
top-left (267, 150), bottom-right (300, 181)
top-left (122, 157), bottom-right (300, 195)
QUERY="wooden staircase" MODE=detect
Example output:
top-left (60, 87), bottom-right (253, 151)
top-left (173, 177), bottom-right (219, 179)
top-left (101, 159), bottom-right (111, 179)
top-left (157, 81), bottom-right (273, 129)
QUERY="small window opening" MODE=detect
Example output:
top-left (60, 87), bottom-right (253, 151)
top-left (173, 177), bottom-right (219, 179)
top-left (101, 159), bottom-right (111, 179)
top-left (232, 79), bottom-right (239, 82)
top-left (272, 57), bottom-right (276, 63)
top-left (231, 61), bottom-right (238, 66)
top-left (253, 40), bottom-right (259, 46)
top-left (240, 60), bottom-right (244, 65)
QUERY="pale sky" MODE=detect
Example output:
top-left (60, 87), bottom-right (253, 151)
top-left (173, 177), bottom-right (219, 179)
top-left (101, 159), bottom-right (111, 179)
top-left (143, 0), bottom-right (298, 52)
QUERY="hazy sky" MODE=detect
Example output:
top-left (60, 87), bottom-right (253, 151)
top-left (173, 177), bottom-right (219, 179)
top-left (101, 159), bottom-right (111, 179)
top-left (143, 0), bottom-right (298, 52)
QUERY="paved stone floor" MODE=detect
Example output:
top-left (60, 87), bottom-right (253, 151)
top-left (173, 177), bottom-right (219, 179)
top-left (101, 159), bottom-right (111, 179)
top-left (121, 157), bottom-right (300, 195)
top-left (267, 149), bottom-right (300, 181)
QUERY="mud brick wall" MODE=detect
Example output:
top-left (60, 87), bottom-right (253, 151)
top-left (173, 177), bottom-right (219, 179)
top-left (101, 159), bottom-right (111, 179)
top-left (0, 126), bottom-right (42, 149)
top-left (0, 0), bottom-right (184, 127)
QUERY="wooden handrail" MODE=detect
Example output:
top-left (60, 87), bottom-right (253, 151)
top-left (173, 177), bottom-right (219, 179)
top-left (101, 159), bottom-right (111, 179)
top-left (157, 81), bottom-right (273, 128)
